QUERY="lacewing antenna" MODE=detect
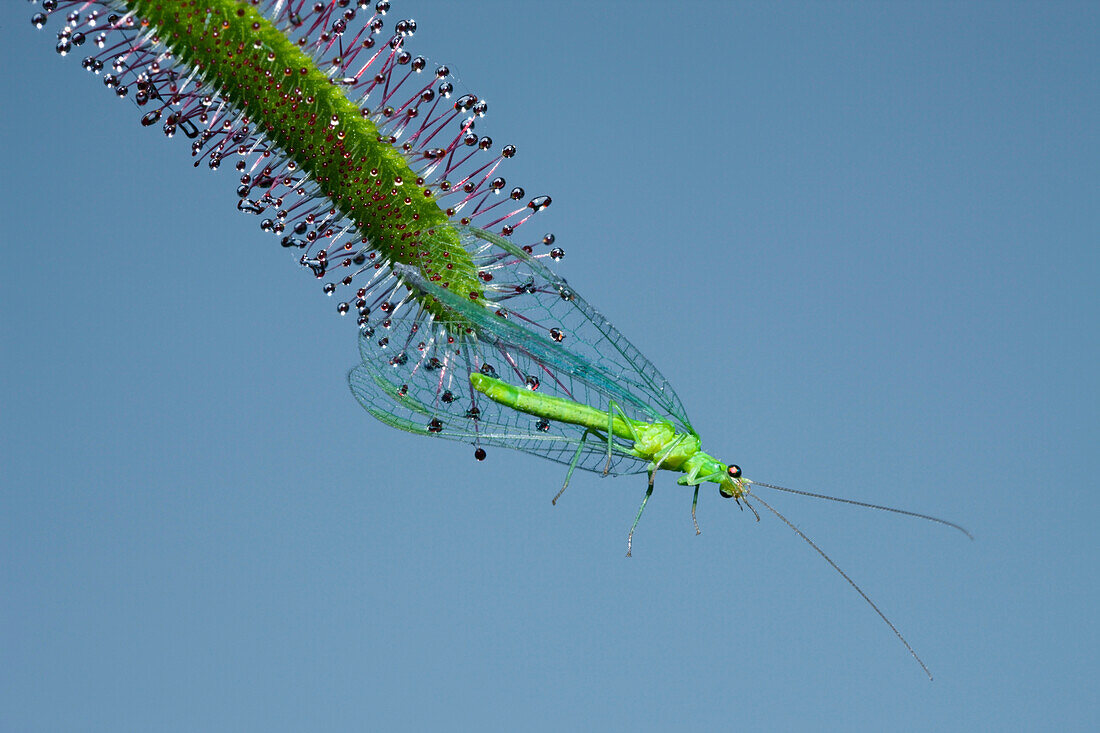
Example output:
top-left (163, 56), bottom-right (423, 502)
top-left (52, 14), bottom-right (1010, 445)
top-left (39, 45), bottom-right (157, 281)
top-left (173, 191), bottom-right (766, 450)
top-left (748, 492), bottom-right (935, 681)
top-left (748, 480), bottom-right (973, 540)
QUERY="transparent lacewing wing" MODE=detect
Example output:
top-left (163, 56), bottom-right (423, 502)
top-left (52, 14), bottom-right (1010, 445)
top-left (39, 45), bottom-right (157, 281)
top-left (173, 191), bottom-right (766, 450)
top-left (349, 226), bottom-right (693, 475)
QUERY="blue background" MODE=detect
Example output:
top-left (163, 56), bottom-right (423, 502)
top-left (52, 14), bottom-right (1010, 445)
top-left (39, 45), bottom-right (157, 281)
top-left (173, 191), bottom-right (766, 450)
top-left (3, 1), bottom-right (1097, 730)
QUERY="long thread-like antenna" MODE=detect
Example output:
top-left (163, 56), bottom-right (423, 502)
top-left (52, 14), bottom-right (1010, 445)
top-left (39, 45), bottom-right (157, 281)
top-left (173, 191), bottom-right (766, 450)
top-left (748, 492), bottom-right (935, 681)
top-left (748, 480), bottom-right (973, 540)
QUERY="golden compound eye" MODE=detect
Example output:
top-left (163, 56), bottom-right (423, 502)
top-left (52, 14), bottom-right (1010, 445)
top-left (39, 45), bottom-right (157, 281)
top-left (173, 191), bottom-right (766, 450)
top-left (727, 464), bottom-right (742, 479)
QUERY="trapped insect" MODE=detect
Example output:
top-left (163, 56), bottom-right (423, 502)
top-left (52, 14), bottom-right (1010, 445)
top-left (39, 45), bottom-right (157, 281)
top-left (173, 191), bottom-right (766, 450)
top-left (31, 0), bottom-right (970, 678)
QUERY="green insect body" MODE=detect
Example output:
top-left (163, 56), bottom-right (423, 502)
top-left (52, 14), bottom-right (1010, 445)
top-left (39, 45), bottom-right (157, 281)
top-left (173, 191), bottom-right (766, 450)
top-left (470, 372), bottom-right (744, 499)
